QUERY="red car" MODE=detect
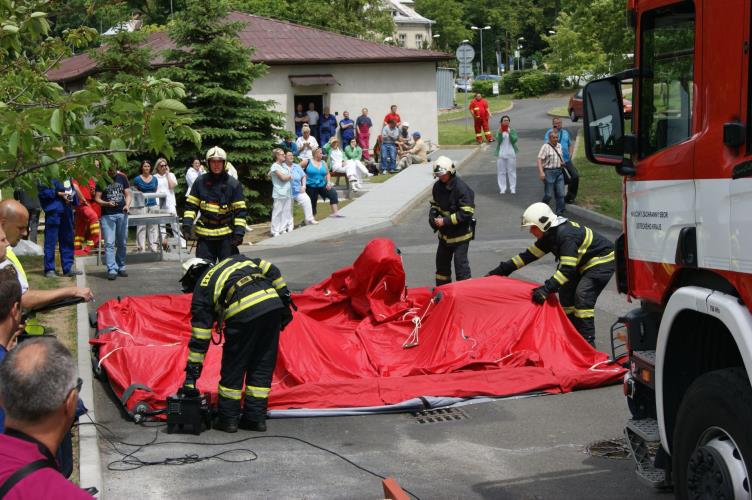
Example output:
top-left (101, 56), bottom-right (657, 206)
top-left (568, 88), bottom-right (632, 121)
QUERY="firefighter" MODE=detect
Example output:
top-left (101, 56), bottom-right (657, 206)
top-left (488, 202), bottom-right (615, 347)
top-left (429, 156), bottom-right (475, 286)
top-left (72, 177), bottom-right (101, 256)
top-left (178, 255), bottom-right (294, 433)
top-left (469, 93), bottom-right (494, 144)
top-left (182, 147), bottom-right (246, 263)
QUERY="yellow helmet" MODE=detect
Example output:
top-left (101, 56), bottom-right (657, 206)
top-left (521, 202), bottom-right (564, 232)
top-left (206, 146), bottom-right (227, 162)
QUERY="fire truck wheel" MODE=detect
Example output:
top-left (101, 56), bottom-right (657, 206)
top-left (672, 368), bottom-right (752, 500)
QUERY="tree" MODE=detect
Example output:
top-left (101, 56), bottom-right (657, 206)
top-left (0, 0), bottom-right (198, 188)
top-left (543, 12), bottom-right (602, 85)
top-left (414, 0), bottom-right (470, 51)
top-left (90, 30), bottom-right (153, 82)
top-left (230, 0), bottom-right (394, 40)
top-left (162, 0), bottom-right (283, 219)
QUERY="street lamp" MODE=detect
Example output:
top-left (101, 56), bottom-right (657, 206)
top-left (471, 25), bottom-right (491, 75)
top-left (516, 37), bottom-right (524, 70)
top-left (432, 33), bottom-right (440, 48)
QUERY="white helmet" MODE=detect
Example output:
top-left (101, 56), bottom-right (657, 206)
top-left (433, 156), bottom-right (456, 177)
top-left (521, 202), bottom-right (565, 232)
top-left (206, 146), bottom-right (227, 162)
top-left (179, 258), bottom-right (213, 293)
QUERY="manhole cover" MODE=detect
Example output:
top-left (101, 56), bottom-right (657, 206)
top-left (586, 437), bottom-right (633, 459)
top-left (413, 407), bottom-right (469, 424)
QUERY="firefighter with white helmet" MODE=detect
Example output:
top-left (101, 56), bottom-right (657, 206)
top-left (488, 202), bottom-right (615, 347)
top-left (182, 147), bottom-right (247, 263)
top-left (429, 155), bottom-right (476, 286)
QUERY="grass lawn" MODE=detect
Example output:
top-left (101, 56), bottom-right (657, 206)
top-left (549, 105), bottom-right (569, 117)
top-left (572, 129), bottom-right (623, 220)
top-left (439, 95), bottom-right (513, 122)
top-left (17, 255), bottom-right (80, 485)
top-left (439, 121), bottom-right (484, 146)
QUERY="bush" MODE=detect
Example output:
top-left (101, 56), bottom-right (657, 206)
top-left (471, 80), bottom-right (495, 97)
top-left (499, 69), bottom-right (534, 94)
top-left (513, 71), bottom-right (562, 98)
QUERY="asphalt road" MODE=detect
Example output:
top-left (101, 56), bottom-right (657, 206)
top-left (87, 97), bottom-right (667, 499)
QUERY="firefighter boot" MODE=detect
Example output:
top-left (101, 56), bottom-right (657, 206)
top-left (239, 417), bottom-right (267, 432)
top-left (213, 416), bottom-right (238, 433)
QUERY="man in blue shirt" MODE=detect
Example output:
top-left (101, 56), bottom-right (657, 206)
top-left (278, 131), bottom-right (299, 157)
top-left (544, 117), bottom-right (579, 203)
top-left (0, 263), bottom-right (23, 432)
top-left (339, 110), bottom-right (355, 145)
top-left (319, 107), bottom-right (338, 146)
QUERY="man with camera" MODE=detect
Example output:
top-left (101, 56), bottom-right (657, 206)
top-left (95, 164), bottom-right (132, 281)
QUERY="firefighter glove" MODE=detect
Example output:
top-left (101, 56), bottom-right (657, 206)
top-left (180, 363), bottom-right (202, 397)
top-left (280, 306), bottom-right (294, 331)
top-left (181, 223), bottom-right (195, 241)
top-left (531, 286), bottom-right (549, 305)
top-left (487, 260), bottom-right (516, 277)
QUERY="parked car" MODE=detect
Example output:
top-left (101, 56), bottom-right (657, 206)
top-left (475, 74), bottom-right (501, 82)
top-left (568, 88), bottom-right (632, 121)
top-left (455, 78), bottom-right (473, 92)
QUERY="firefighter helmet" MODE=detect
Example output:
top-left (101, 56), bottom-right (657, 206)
top-left (179, 258), bottom-right (213, 293)
top-left (206, 146), bottom-right (227, 163)
top-left (433, 156), bottom-right (456, 177)
top-left (521, 202), bottom-right (565, 232)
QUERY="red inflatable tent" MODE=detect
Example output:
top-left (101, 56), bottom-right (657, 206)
top-left (92, 238), bottom-right (625, 419)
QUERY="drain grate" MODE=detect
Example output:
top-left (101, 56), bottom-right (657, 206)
top-left (413, 407), bottom-right (469, 424)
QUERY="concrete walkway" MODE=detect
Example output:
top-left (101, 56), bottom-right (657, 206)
top-left (255, 148), bottom-right (479, 249)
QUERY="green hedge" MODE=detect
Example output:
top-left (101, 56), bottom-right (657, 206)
top-left (471, 80), bottom-right (495, 97)
top-left (500, 70), bottom-right (561, 98)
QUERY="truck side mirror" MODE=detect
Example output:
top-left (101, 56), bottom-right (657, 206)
top-left (584, 78), bottom-right (627, 167)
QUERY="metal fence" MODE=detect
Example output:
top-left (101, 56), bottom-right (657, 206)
top-left (436, 67), bottom-right (455, 110)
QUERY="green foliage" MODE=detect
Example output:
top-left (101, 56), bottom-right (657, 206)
top-left (229, 0), bottom-right (394, 40)
top-left (90, 30), bottom-right (153, 82)
top-left (513, 71), bottom-right (560, 98)
top-left (471, 80), bottom-right (494, 97)
top-left (499, 69), bottom-right (533, 94)
top-left (0, 0), bottom-right (198, 189)
top-left (161, 0), bottom-right (283, 221)
top-left (544, 0), bottom-right (633, 82)
top-left (414, 0), bottom-right (470, 50)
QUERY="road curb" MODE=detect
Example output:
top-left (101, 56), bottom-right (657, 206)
top-left (75, 265), bottom-right (104, 498)
top-left (389, 147), bottom-right (482, 225)
top-left (566, 203), bottom-right (621, 230)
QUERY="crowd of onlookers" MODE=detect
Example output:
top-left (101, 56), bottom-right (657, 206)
top-left (271, 103), bottom-right (430, 235)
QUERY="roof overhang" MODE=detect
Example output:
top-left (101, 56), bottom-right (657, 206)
top-left (288, 74), bottom-right (340, 86)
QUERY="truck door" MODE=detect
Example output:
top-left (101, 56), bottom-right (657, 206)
top-left (627, 2), bottom-right (696, 302)
top-left (730, 1), bottom-right (752, 275)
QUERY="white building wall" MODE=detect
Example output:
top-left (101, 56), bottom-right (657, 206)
top-left (250, 62), bottom-right (440, 148)
top-left (395, 23), bottom-right (433, 49)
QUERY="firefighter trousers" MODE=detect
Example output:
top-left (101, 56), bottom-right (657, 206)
top-left (473, 116), bottom-right (493, 143)
top-left (217, 309), bottom-right (282, 422)
top-left (558, 261), bottom-right (615, 345)
top-left (435, 239), bottom-right (471, 286)
top-left (196, 237), bottom-right (238, 264)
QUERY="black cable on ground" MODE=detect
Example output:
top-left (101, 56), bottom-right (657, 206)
top-left (77, 417), bottom-right (421, 500)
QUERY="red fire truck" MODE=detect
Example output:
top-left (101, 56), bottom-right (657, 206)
top-left (582, 0), bottom-right (752, 497)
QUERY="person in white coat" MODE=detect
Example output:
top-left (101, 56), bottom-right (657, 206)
top-left (269, 148), bottom-right (293, 237)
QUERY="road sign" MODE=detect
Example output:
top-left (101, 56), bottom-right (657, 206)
top-left (458, 62), bottom-right (473, 77)
top-left (455, 44), bottom-right (475, 64)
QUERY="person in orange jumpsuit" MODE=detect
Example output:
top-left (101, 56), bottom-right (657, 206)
top-left (469, 93), bottom-right (494, 143)
top-left (72, 177), bottom-right (101, 256)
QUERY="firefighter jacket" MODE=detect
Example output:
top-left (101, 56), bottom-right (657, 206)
top-left (187, 255), bottom-right (289, 365)
top-left (510, 220), bottom-right (614, 293)
top-left (469, 98), bottom-right (489, 119)
top-left (429, 175), bottom-right (475, 246)
top-left (184, 171), bottom-right (246, 240)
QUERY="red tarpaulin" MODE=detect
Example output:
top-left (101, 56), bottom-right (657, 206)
top-left (92, 238), bottom-right (625, 418)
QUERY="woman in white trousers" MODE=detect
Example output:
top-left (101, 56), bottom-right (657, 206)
top-left (494, 115), bottom-right (519, 194)
top-left (285, 151), bottom-right (318, 225)
top-left (269, 148), bottom-right (293, 237)
top-left (327, 137), bottom-right (360, 192)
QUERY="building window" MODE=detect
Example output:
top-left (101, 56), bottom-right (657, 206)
top-left (398, 33), bottom-right (407, 47)
top-left (415, 34), bottom-right (423, 47)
